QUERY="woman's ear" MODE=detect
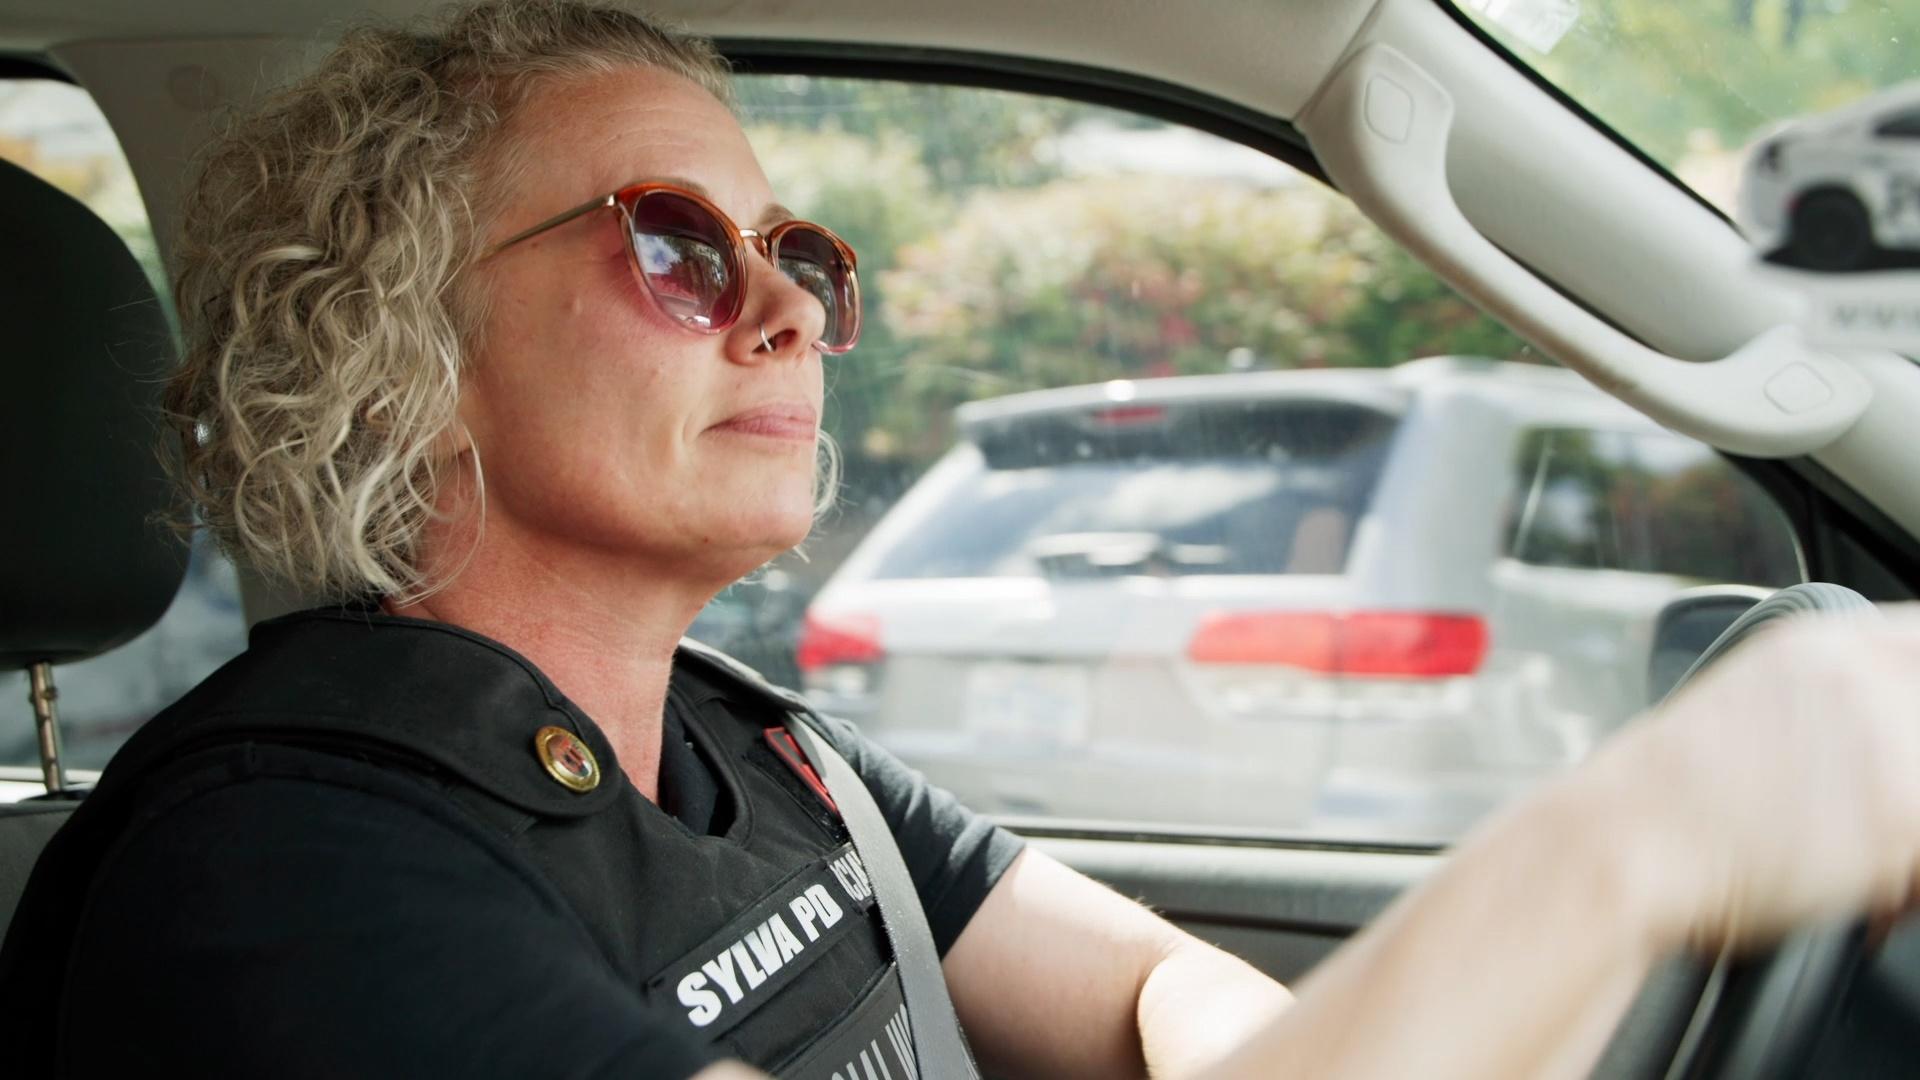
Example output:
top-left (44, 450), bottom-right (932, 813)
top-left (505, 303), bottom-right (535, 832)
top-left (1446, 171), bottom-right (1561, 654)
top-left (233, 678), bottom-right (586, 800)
top-left (434, 418), bottom-right (477, 462)
top-left (442, 362), bottom-right (487, 465)
top-left (435, 417), bottom-right (485, 522)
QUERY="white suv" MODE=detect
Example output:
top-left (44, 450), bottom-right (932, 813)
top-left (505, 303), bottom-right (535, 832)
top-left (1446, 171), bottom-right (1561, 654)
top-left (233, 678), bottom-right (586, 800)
top-left (1739, 80), bottom-right (1920, 271)
top-left (799, 358), bottom-right (1801, 840)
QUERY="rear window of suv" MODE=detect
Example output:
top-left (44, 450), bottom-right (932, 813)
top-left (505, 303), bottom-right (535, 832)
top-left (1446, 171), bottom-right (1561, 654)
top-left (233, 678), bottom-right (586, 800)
top-left (870, 399), bottom-right (1399, 580)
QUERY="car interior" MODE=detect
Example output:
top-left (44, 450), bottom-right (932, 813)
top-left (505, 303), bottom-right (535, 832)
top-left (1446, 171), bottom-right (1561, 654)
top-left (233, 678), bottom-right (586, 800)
top-left (3, 0), bottom-right (1919, 1076)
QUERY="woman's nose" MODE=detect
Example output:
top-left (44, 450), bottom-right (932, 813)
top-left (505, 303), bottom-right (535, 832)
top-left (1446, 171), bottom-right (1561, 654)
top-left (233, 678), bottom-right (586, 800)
top-left (731, 244), bottom-right (829, 363)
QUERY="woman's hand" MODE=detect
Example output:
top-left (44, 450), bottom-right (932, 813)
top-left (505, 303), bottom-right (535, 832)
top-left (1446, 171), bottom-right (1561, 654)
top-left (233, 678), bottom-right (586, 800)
top-left (1579, 605), bottom-right (1920, 956)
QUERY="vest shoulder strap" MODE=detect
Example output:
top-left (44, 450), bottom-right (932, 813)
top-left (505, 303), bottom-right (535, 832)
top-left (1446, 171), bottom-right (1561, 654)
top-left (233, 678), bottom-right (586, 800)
top-left (785, 714), bottom-right (980, 1080)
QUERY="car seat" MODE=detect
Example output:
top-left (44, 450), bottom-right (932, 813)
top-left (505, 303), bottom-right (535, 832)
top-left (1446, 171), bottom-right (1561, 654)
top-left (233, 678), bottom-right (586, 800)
top-left (0, 155), bottom-right (185, 930)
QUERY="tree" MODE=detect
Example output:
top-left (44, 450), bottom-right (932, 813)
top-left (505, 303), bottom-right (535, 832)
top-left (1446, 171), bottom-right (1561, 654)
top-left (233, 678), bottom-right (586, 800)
top-left (737, 76), bottom-right (1133, 194)
top-left (1333, 243), bottom-right (1536, 366)
top-left (874, 174), bottom-right (1532, 453)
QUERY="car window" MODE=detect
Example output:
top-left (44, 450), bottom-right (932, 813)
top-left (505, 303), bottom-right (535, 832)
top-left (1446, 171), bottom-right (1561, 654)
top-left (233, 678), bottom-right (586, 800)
top-left (1506, 428), bottom-right (1801, 586)
top-left (1877, 108), bottom-right (1920, 140)
top-left (696, 76), bottom-right (1806, 846)
top-left (1449, 0), bottom-right (1920, 215)
top-left (0, 78), bottom-right (246, 778)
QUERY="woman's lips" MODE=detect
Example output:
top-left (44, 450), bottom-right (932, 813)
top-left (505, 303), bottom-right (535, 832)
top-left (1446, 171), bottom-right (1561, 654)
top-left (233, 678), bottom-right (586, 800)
top-left (709, 403), bottom-right (819, 442)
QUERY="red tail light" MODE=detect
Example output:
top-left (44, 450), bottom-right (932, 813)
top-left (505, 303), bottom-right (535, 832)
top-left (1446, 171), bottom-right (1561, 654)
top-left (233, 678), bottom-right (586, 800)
top-left (1187, 611), bottom-right (1488, 677)
top-left (796, 611), bottom-right (884, 672)
top-left (1086, 404), bottom-right (1168, 426)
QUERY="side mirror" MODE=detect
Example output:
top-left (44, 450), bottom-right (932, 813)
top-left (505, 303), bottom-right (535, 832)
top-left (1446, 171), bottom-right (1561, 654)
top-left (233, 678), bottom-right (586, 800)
top-left (1647, 586), bottom-right (1773, 706)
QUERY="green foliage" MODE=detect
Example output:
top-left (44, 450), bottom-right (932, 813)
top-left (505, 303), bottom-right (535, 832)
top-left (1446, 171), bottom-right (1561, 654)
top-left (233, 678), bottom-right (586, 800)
top-left (1333, 243), bottom-right (1534, 366)
top-left (738, 76), bottom-right (1131, 192)
top-left (863, 173), bottom-right (1529, 457)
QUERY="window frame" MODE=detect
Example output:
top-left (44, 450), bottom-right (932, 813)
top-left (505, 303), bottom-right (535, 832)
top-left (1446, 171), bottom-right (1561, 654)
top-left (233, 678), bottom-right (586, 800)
top-left (719, 39), bottom-right (1324, 185)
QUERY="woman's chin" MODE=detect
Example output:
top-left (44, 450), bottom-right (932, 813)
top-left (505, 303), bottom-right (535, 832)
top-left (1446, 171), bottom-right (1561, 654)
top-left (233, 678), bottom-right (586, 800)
top-left (674, 465), bottom-right (819, 567)
top-left (734, 472), bottom-right (819, 537)
top-left (711, 506), bottom-right (815, 562)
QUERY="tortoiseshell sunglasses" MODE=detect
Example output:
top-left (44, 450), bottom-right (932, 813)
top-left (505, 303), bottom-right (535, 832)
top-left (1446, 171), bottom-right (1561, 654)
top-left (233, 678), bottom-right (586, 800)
top-left (485, 181), bottom-right (861, 354)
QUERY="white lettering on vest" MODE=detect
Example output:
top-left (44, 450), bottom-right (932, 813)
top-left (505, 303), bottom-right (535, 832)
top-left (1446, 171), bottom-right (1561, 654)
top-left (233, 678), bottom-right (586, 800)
top-left (830, 850), bottom-right (875, 902)
top-left (806, 882), bottom-right (844, 927)
top-left (702, 949), bottom-right (745, 1004)
top-left (790, 894), bottom-right (821, 941)
top-left (672, 853), bottom-right (869, 1031)
top-left (677, 971), bottom-right (724, 1027)
top-left (742, 921), bottom-right (785, 980)
top-left (884, 1003), bottom-right (918, 1080)
top-left (832, 1040), bottom-right (900, 1080)
top-left (730, 941), bottom-right (768, 990)
top-left (770, 913), bottom-right (806, 963)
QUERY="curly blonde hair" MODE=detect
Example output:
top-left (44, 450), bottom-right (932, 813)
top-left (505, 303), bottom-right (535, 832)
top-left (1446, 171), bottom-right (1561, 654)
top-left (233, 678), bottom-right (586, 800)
top-left (165, 0), bottom-right (830, 603)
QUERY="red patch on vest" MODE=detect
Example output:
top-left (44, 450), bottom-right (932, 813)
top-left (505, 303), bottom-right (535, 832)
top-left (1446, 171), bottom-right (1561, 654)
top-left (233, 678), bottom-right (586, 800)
top-left (763, 727), bottom-right (840, 814)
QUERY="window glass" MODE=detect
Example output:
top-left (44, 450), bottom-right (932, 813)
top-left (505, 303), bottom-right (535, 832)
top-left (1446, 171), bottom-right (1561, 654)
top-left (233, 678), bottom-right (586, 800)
top-left (1449, 0), bottom-right (1920, 216)
top-left (0, 79), bottom-right (168, 304)
top-left (1877, 109), bottom-right (1920, 140)
top-left (871, 402), bottom-right (1398, 581)
top-left (1506, 428), bottom-right (1801, 586)
top-left (0, 79), bottom-right (244, 785)
top-left (689, 76), bottom-right (1806, 845)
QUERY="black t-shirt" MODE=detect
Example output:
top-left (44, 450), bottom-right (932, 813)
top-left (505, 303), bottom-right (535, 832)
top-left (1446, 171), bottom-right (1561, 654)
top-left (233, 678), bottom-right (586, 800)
top-left (40, 609), bottom-right (1023, 1078)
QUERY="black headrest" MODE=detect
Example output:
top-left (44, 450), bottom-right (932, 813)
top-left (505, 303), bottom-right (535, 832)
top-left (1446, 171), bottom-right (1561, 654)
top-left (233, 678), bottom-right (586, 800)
top-left (0, 157), bottom-right (186, 669)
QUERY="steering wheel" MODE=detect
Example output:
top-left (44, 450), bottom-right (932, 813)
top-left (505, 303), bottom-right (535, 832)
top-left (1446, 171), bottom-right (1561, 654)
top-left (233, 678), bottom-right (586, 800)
top-left (1639, 583), bottom-right (1878, 1079)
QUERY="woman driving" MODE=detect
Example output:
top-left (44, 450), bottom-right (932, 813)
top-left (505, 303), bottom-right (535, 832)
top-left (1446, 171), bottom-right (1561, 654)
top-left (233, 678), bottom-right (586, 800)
top-left (4, 2), bottom-right (1920, 1077)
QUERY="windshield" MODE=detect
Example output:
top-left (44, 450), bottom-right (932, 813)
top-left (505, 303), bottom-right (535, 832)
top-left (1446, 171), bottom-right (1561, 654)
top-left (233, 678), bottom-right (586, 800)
top-left (1451, 0), bottom-right (1920, 214)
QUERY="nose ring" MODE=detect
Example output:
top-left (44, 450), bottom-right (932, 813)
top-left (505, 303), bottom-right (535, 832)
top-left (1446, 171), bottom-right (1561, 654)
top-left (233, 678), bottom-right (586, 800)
top-left (759, 323), bottom-right (774, 352)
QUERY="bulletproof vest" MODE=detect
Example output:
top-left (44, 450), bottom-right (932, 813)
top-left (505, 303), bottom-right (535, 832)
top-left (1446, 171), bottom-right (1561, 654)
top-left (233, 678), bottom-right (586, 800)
top-left (0, 609), bottom-right (936, 1077)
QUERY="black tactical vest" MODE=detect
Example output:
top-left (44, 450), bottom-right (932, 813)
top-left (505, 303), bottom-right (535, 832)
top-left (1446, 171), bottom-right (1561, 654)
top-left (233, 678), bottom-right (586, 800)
top-left (0, 609), bottom-right (939, 1077)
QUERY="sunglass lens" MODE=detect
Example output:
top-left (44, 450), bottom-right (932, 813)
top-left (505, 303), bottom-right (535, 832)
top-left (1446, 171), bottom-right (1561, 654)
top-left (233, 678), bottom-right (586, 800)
top-left (776, 226), bottom-right (860, 352)
top-left (628, 192), bottom-right (741, 330)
